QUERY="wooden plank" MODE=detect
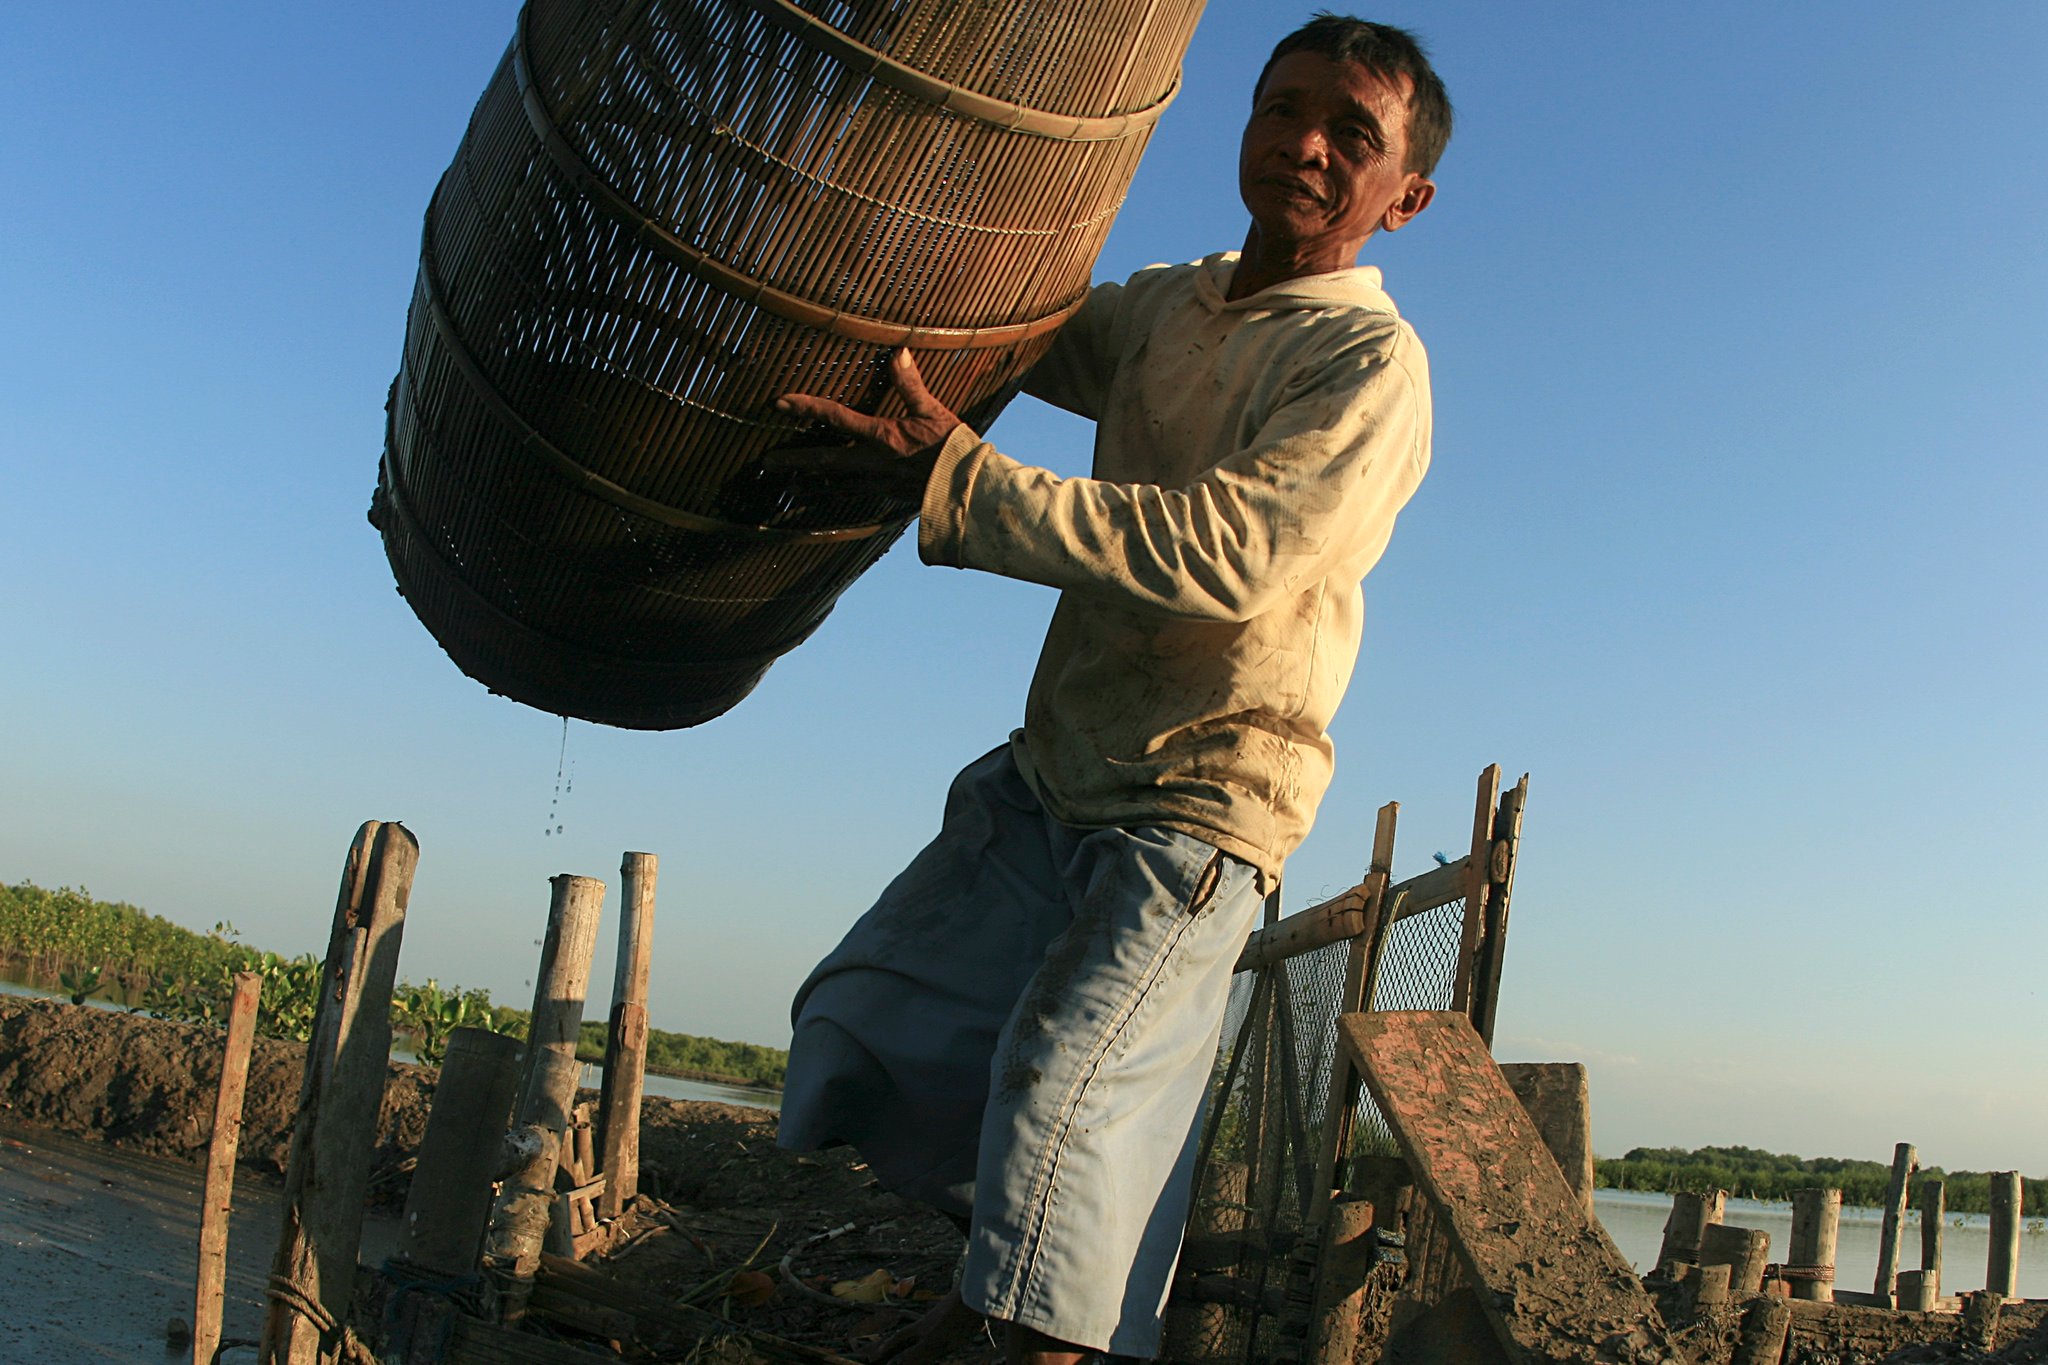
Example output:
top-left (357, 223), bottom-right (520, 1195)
top-left (1234, 885), bottom-right (1369, 974)
top-left (1386, 856), bottom-right (1470, 917)
top-left (1339, 1011), bottom-right (1691, 1365)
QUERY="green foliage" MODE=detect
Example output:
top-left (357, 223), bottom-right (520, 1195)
top-left (1595, 1144), bottom-right (2043, 1217)
top-left (1, 879), bottom-right (788, 1085)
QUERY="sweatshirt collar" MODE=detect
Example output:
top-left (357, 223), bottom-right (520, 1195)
top-left (1193, 251), bottom-right (1398, 316)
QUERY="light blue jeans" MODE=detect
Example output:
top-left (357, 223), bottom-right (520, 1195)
top-left (780, 742), bottom-right (1264, 1355)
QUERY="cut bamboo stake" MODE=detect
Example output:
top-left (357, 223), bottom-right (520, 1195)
top-left (399, 1026), bottom-right (523, 1277)
top-left (1789, 1188), bottom-right (1841, 1303)
top-left (598, 850), bottom-right (656, 1220)
top-left (1699, 1223), bottom-right (1771, 1298)
top-left (484, 873), bottom-right (605, 1319)
top-left (1919, 1176), bottom-right (1945, 1289)
top-left (1657, 1189), bottom-right (1726, 1271)
top-left (1987, 1171), bottom-right (2022, 1297)
top-left (1896, 1269), bottom-right (1937, 1312)
top-left (193, 971), bottom-right (262, 1365)
top-left (262, 821), bottom-right (418, 1365)
top-left (1874, 1142), bottom-right (1916, 1304)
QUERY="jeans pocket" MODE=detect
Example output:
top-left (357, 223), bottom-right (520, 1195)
top-left (1184, 850), bottom-right (1226, 916)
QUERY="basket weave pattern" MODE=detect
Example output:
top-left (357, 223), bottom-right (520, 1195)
top-left (375, 0), bottom-right (1206, 728)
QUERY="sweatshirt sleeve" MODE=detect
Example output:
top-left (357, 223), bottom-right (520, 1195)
top-left (918, 336), bottom-right (1429, 623)
top-left (1016, 278), bottom-right (1124, 420)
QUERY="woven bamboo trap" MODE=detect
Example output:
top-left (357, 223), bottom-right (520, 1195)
top-left (371, 0), bottom-right (1205, 728)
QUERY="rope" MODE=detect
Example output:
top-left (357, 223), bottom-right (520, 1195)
top-left (264, 1274), bottom-right (380, 1365)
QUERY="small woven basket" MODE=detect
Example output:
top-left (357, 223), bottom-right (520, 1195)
top-left (374, 0), bottom-right (1205, 728)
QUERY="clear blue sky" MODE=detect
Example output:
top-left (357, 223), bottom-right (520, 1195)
top-left (4, 4), bottom-right (2043, 1173)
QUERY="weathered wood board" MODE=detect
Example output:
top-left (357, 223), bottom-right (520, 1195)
top-left (1340, 1011), bottom-right (1692, 1365)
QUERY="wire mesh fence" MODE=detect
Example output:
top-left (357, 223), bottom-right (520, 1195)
top-left (1171, 891), bottom-right (1473, 1364)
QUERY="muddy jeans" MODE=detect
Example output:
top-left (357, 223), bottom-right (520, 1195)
top-left (778, 741), bottom-right (1264, 1356)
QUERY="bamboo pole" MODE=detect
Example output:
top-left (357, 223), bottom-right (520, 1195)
top-left (598, 850), bottom-right (657, 1220)
top-left (263, 821), bottom-right (418, 1365)
top-left (1874, 1142), bottom-right (1916, 1304)
top-left (1987, 1171), bottom-right (2022, 1297)
top-left (1788, 1187), bottom-right (1841, 1303)
top-left (398, 1026), bottom-right (523, 1277)
top-left (193, 971), bottom-right (262, 1365)
top-left (484, 873), bottom-right (605, 1319)
top-left (1918, 1176), bottom-right (1945, 1290)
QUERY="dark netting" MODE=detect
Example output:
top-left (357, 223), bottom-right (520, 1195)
top-left (1170, 893), bottom-right (1471, 1365)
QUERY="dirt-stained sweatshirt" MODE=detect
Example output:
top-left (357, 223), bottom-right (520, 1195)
top-left (917, 252), bottom-right (1431, 885)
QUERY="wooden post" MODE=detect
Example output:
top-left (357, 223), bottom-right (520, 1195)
top-left (483, 873), bottom-right (605, 1319)
top-left (1732, 1297), bottom-right (1790, 1365)
top-left (398, 1026), bottom-right (523, 1277)
top-left (1987, 1171), bottom-right (2022, 1297)
top-left (263, 822), bottom-right (418, 1365)
top-left (193, 971), bottom-right (262, 1365)
top-left (1962, 1290), bottom-right (2003, 1352)
top-left (1163, 1161), bottom-right (1249, 1363)
top-left (1309, 802), bottom-right (1398, 1211)
top-left (1450, 766), bottom-right (1502, 1019)
top-left (1895, 1269), bottom-right (1937, 1312)
top-left (1699, 1223), bottom-right (1771, 1298)
top-left (1874, 1142), bottom-right (1916, 1304)
top-left (1499, 1062), bottom-right (1594, 1214)
top-left (1788, 1187), bottom-right (1841, 1302)
top-left (1306, 1195), bottom-right (1375, 1365)
top-left (1466, 772), bottom-right (1528, 1045)
top-left (1657, 1189), bottom-right (1726, 1272)
top-left (1918, 1176), bottom-right (1945, 1290)
top-left (597, 851), bottom-right (656, 1220)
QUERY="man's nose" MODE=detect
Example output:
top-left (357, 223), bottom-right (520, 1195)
top-left (1279, 125), bottom-right (1330, 166)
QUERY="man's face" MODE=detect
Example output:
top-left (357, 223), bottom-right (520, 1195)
top-left (1238, 51), bottom-right (1435, 268)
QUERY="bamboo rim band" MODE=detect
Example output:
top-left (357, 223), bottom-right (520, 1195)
top-left (737, 0), bottom-right (1182, 142)
top-left (513, 12), bottom-right (1091, 351)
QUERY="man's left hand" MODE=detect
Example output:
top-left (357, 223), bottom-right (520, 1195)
top-left (773, 349), bottom-right (961, 502)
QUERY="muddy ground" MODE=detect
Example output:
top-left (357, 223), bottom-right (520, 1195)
top-left (7, 997), bottom-right (2046, 1365)
top-left (0, 997), bottom-right (977, 1362)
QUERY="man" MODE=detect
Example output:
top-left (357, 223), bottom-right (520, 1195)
top-left (775, 15), bottom-right (1451, 1363)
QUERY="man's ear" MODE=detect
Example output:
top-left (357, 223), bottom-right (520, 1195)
top-left (1381, 176), bottom-right (1436, 233)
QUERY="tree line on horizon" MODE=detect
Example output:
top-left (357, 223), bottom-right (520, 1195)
top-left (0, 880), bottom-right (787, 1086)
top-left (1596, 1144), bottom-right (2042, 1217)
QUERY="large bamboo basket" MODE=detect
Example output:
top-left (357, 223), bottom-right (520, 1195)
top-left (372, 0), bottom-right (1205, 729)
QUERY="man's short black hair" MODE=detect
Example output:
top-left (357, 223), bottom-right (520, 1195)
top-left (1254, 13), bottom-right (1453, 177)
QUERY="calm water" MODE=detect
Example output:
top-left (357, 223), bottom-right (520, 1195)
top-left (1595, 1187), bottom-right (2048, 1299)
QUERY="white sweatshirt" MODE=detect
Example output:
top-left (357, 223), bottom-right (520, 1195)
top-left (919, 252), bottom-right (1431, 884)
